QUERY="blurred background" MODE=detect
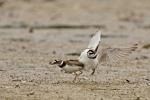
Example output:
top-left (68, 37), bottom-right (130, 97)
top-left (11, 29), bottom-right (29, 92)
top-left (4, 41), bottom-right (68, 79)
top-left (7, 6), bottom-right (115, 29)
top-left (0, 0), bottom-right (150, 32)
top-left (0, 0), bottom-right (150, 100)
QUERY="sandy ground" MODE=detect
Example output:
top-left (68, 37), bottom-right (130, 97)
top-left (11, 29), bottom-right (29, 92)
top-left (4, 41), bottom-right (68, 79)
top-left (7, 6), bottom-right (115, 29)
top-left (0, 0), bottom-right (150, 100)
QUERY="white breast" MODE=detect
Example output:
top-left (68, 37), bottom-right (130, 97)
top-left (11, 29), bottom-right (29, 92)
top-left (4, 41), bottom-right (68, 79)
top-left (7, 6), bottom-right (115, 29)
top-left (79, 49), bottom-right (98, 70)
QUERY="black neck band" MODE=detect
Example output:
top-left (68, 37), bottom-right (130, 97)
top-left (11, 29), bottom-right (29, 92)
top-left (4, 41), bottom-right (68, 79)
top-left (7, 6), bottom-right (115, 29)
top-left (59, 62), bottom-right (66, 68)
top-left (88, 55), bottom-right (97, 59)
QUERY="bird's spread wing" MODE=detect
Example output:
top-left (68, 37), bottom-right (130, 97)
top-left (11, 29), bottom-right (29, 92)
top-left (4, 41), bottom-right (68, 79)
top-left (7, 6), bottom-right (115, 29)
top-left (88, 31), bottom-right (101, 52)
top-left (98, 46), bottom-right (137, 65)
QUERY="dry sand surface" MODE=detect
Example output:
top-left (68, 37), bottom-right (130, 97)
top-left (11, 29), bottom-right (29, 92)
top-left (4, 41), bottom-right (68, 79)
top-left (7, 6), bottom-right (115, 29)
top-left (0, 0), bottom-right (150, 100)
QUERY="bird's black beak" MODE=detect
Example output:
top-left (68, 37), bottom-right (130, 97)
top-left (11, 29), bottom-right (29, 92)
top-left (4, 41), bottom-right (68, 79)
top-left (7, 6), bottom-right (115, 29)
top-left (49, 60), bottom-right (58, 65)
top-left (49, 61), bottom-right (54, 65)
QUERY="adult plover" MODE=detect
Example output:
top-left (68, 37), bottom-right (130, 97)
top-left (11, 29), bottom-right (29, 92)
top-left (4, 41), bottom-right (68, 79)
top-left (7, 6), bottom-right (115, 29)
top-left (49, 59), bottom-right (84, 82)
top-left (50, 31), bottom-right (137, 82)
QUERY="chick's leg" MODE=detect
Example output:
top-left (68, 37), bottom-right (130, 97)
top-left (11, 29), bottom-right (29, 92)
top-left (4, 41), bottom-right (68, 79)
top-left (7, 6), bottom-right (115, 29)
top-left (91, 68), bottom-right (96, 75)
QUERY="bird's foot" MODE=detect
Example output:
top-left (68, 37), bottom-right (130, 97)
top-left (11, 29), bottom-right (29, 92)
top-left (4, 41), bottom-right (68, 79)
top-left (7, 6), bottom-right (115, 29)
top-left (80, 76), bottom-right (89, 80)
top-left (90, 69), bottom-right (96, 75)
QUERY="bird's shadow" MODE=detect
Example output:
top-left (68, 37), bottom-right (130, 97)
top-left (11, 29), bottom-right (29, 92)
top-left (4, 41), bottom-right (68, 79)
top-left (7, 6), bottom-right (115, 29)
top-left (51, 78), bottom-right (109, 86)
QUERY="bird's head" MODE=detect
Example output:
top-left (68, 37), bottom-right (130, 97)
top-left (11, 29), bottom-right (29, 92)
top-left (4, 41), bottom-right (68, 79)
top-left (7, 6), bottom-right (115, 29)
top-left (49, 60), bottom-right (63, 66)
top-left (79, 49), bottom-right (97, 63)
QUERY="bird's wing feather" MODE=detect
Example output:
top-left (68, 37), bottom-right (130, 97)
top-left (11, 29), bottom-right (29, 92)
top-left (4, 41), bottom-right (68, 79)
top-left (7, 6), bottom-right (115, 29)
top-left (98, 46), bottom-right (137, 65)
top-left (65, 60), bottom-right (84, 67)
top-left (88, 31), bottom-right (101, 52)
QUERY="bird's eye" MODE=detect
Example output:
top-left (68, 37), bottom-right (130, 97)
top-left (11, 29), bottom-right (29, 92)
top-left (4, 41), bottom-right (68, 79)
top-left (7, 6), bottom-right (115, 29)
top-left (88, 50), bottom-right (94, 54)
top-left (89, 51), bottom-right (93, 54)
top-left (87, 50), bottom-right (97, 59)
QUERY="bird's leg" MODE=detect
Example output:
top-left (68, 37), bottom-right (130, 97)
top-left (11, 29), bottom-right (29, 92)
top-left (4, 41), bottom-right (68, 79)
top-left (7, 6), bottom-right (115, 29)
top-left (72, 71), bottom-right (82, 83)
top-left (79, 71), bottom-right (83, 75)
top-left (73, 73), bottom-right (77, 83)
top-left (90, 68), bottom-right (96, 75)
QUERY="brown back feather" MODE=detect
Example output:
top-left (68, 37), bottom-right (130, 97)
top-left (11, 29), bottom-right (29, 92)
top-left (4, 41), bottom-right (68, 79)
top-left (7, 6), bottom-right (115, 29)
top-left (65, 60), bottom-right (84, 67)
